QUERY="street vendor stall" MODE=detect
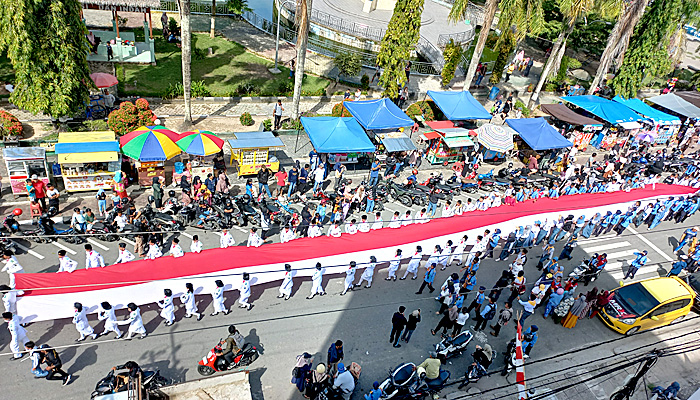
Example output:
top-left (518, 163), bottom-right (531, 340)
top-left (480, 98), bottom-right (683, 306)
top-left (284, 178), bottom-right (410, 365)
top-left (540, 103), bottom-right (603, 150)
top-left (174, 130), bottom-right (225, 183)
top-left (226, 131), bottom-right (285, 177)
top-left (475, 123), bottom-right (516, 162)
top-left (300, 117), bottom-right (375, 167)
top-left (120, 125), bottom-right (181, 186)
top-left (613, 96), bottom-right (682, 145)
top-left (562, 95), bottom-right (643, 149)
top-left (54, 132), bottom-right (120, 192)
top-left (424, 127), bottom-right (475, 165)
top-left (426, 90), bottom-right (492, 121)
top-left (505, 118), bottom-right (573, 151)
top-left (343, 98), bottom-right (416, 154)
top-left (3, 147), bottom-right (50, 196)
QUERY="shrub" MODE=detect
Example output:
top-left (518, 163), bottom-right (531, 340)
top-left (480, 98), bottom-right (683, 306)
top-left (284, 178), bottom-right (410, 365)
top-left (332, 100), bottom-right (353, 117)
top-left (544, 82), bottom-right (558, 92)
top-left (0, 110), bottom-right (23, 139)
top-left (278, 80), bottom-right (293, 95)
top-left (514, 99), bottom-right (531, 117)
top-left (236, 82), bottom-right (256, 96)
top-left (281, 118), bottom-right (304, 130)
top-left (191, 81), bottom-right (211, 97)
top-left (360, 74), bottom-right (370, 90)
top-left (262, 119), bottom-right (272, 131)
top-left (168, 18), bottom-right (178, 35)
top-left (162, 81), bottom-right (211, 99)
top-left (441, 39), bottom-right (462, 87)
top-left (240, 112), bottom-right (254, 126)
top-left (405, 100), bottom-right (443, 121)
top-left (301, 88), bottom-right (326, 96)
top-left (334, 53), bottom-right (363, 79)
top-left (107, 99), bottom-right (157, 136)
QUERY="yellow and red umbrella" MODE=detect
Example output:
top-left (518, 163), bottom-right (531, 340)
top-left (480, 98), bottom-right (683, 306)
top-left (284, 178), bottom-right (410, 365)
top-left (120, 125), bottom-right (181, 161)
top-left (177, 130), bottom-right (225, 156)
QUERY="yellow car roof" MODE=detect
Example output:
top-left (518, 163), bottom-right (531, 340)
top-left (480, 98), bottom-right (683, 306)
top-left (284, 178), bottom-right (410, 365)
top-left (640, 277), bottom-right (693, 301)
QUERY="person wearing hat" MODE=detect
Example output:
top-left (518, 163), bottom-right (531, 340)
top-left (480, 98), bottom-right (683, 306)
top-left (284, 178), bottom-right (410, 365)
top-left (158, 289), bottom-right (175, 325)
top-left (114, 243), bottom-right (135, 264)
top-left (416, 351), bottom-right (442, 380)
top-left (238, 273), bottom-right (252, 310)
top-left (72, 302), bottom-right (96, 341)
top-left (341, 262), bottom-right (357, 295)
top-left (278, 264), bottom-right (294, 300)
top-left (97, 301), bottom-right (122, 338)
top-left (558, 236), bottom-right (577, 260)
top-left (119, 303), bottom-right (147, 339)
top-left (473, 297), bottom-right (497, 331)
top-left (356, 256), bottom-right (377, 288)
top-left (280, 225), bottom-right (296, 243)
top-left (667, 255), bottom-right (689, 277)
top-left (180, 282), bottom-right (202, 320)
top-left (308, 263), bottom-right (326, 299)
top-left (305, 362), bottom-right (330, 398)
top-left (624, 250), bottom-right (648, 280)
top-left (465, 286), bottom-right (486, 316)
top-left (56, 250), bottom-right (78, 273)
top-left (220, 228), bottom-right (236, 248)
top-left (211, 280), bottom-right (229, 316)
top-left (332, 362), bottom-right (355, 399)
top-left (402, 246), bottom-right (422, 280)
top-left (543, 288), bottom-right (565, 318)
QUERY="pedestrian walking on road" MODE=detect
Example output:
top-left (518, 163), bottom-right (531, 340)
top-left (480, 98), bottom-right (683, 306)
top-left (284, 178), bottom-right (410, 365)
top-left (25, 341), bottom-right (48, 378)
top-left (465, 286), bottom-right (486, 316)
top-left (114, 243), bottom-right (135, 264)
top-left (623, 250), bottom-right (648, 280)
top-left (522, 325), bottom-right (538, 357)
top-left (490, 302), bottom-right (512, 337)
top-left (291, 352), bottom-right (312, 393)
top-left (390, 306), bottom-right (407, 348)
top-left (158, 289), bottom-right (175, 326)
top-left (273, 100), bottom-right (284, 130)
top-left (386, 249), bottom-right (402, 281)
top-left (238, 273), bottom-right (252, 310)
top-left (308, 263), bottom-right (326, 299)
top-left (402, 309), bottom-right (421, 343)
top-left (84, 244), bottom-right (105, 269)
top-left (180, 283), bottom-right (202, 320)
top-left (453, 307), bottom-right (469, 336)
top-left (327, 340), bottom-right (344, 376)
top-left (57, 250), bottom-right (77, 273)
top-left (473, 297), bottom-right (497, 331)
top-left (667, 255), bottom-right (689, 277)
top-left (4, 311), bottom-right (29, 360)
top-left (119, 303), bottom-right (147, 339)
top-left (211, 280), bottom-right (229, 316)
top-left (432, 305), bottom-right (458, 336)
top-left (341, 261), bottom-right (357, 295)
top-left (674, 227), bottom-right (698, 253)
top-left (402, 246), bottom-right (422, 280)
top-left (518, 294), bottom-right (537, 327)
top-left (356, 256), bottom-right (377, 288)
top-left (220, 228), bottom-right (235, 248)
top-left (72, 302), bottom-right (96, 342)
top-left (190, 235), bottom-right (203, 253)
top-left (146, 238), bottom-right (162, 260)
top-left (278, 264), bottom-right (294, 299)
top-left (416, 263), bottom-right (437, 294)
top-left (97, 302), bottom-right (122, 338)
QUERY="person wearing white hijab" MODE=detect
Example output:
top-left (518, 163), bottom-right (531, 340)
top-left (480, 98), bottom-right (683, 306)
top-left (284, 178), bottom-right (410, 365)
top-left (356, 256), bottom-right (377, 288)
top-left (72, 302), bottom-right (96, 341)
top-left (97, 302), bottom-right (121, 338)
top-left (341, 261), bottom-right (357, 295)
top-left (158, 288), bottom-right (175, 325)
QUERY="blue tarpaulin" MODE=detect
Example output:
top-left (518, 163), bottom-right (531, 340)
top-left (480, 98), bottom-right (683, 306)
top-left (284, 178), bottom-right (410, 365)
top-left (426, 90), bottom-right (492, 120)
top-left (562, 95), bottom-right (642, 124)
top-left (300, 117), bottom-right (376, 153)
top-left (343, 98), bottom-right (413, 130)
top-left (506, 117), bottom-right (573, 150)
top-left (612, 96), bottom-right (681, 125)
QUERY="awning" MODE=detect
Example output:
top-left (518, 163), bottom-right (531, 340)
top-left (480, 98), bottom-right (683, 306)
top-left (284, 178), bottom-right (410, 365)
top-left (618, 121), bottom-right (642, 130)
top-left (376, 132), bottom-right (417, 152)
top-left (343, 98), bottom-right (414, 130)
top-left (3, 147), bottom-right (46, 160)
top-left (427, 90), bottom-right (492, 120)
top-left (646, 93), bottom-right (700, 119)
top-left (420, 131), bottom-right (443, 141)
top-left (677, 91), bottom-right (700, 109)
top-left (434, 127), bottom-right (476, 136)
top-left (226, 131), bottom-right (285, 150)
top-left (561, 95), bottom-right (642, 124)
top-left (475, 124), bottom-right (516, 153)
top-left (540, 103), bottom-right (602, 126)
top-left (55, 131), bottom-right (119, 164)
top-left (300, 117), bottom-right (375, 153)
top-left (425, 120), bottom-right (455, 130)
top-left (612, 96), bottom-right (681, 126)
top-left (506, 118), bottom-right (573, 150)
top-left (442, 134), bottom-right (475, 148)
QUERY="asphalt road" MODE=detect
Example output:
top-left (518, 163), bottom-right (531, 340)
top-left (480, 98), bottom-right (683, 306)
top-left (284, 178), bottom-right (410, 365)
top-left (0, 187), bottom-right (697, 400)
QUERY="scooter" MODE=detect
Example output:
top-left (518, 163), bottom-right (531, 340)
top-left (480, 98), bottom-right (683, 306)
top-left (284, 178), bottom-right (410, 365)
top-left (378, 362), bottom-right (450, 399)
top-left (569, 254), bottom-right (606, 285)
top-left (501, 339), bottom-right (517, 376)
top-left (90, 366), bottom-right (170, 399)
top-left (457, 362), bottom-right (488, 389)
top-left (197, 341), bottom-right (260, 376)
top-left (435, 331), bottom-right (473, 360)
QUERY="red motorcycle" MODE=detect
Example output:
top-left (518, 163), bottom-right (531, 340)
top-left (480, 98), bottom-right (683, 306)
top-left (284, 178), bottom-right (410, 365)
top-left (198, 341), bottom-right (260, 376)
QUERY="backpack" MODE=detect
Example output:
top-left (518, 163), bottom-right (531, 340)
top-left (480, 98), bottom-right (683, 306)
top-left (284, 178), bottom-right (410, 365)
top-left (484, 305), bottom-right (497, 320)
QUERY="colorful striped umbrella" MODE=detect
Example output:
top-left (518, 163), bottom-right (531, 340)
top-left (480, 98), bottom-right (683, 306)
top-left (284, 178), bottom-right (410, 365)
top-left (120, 126), bottom-right (181, 161)
top-left (177, 130), bottom-right (225, 156)
top-left (476, 123), bottom-right (515, 153)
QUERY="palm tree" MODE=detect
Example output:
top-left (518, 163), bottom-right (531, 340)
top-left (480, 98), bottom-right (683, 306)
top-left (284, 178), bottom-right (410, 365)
top-left (179, 0), bottom-right (193, 125)
top-left (588, 0), bottom-right (648, 95)
top-left (450, 0), bottom-right (499, 90)
top-left (211, 0), bottom-right (216, 38)
top-left (291, 0), bottom-right (312, 120)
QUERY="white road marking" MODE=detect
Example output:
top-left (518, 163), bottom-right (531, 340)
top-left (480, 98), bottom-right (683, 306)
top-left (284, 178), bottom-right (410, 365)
top-left (50, 241), bottom-right (77, 255)
top-left (180, 232), bottom-right (194, 239)
top-left (605, 249), bottom-right (641, 260)
top-left (610, 265), bottom-right (661, 280)
top-left (627, 227), bottom-right (674, 262)
top-left (87, 238), bottom-right (109, 251)
top-left (231, 226), bottom-right (248, 234)
top-left (121, 238), bottom-right (136, 246)
top-left (577, 234), bottom-right (617, 244)
top-left (13, 242), bottom-right (45, 259)
top-left (582, 242), bottom-right (632, 253)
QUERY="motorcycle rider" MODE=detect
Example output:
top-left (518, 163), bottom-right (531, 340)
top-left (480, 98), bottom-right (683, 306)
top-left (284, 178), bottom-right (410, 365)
top-left (111, 361), bottom-right (142, 388)
top-left (414, 351), bottom-right (442, 380)
top-left (220, 325), bottom-right (246, 366)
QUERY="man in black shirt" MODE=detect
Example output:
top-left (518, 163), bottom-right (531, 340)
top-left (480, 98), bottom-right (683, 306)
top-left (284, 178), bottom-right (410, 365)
top-left (39, 344), bottom-right (72, 385)
top-left (390, 306), bottom-right (407, 348)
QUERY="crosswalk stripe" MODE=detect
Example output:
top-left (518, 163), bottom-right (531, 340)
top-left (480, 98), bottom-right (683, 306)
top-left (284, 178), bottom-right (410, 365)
top-left (582, 242), bottom-right (631, 253)
top-left (605, 250), bottom-right (640, 260)
top-left (121, 238), bottom-right (136, 246)
top-left (610, 265), bottom-right (661, 280)
top-left (577, 234), bottom-right (617, 244)
top-left (87, 238), bottom-right (109, 251)
top-left (13, 242), bottom-right (45, 259)
top-left (627, 227), bottom-right (674, 262)
top-left (50, 241), bottom-right (77, 255)
top-left (231, 226), bottom-right (248, 234)
top-left (180, 232), bottom-right (194, 239)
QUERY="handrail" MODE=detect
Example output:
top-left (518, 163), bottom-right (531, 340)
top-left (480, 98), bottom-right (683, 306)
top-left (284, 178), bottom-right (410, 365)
top-left (437, 28), bottom-right (476, 47)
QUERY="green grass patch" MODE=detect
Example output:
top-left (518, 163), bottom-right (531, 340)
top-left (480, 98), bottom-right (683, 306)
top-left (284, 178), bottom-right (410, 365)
top-left (116, 32), bottom-right (329, 97)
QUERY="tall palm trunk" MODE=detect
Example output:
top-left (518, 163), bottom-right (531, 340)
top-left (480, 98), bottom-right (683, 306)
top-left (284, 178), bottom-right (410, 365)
top-left (210, 0), bottom-right (216, 38)
top-left (179, 0), bottom-right (193, 125)
top-left (291, 0), bottom-right (312, 120)
top-left (462, 0), bottom-right (498, 90)
top-left (588, 0), bottom-right (648, 95)
top-left (528, 23), bottom-right (573, 108)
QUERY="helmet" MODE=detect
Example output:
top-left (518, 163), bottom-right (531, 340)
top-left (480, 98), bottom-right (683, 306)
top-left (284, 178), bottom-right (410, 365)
top-left (12, 208), bottom-right (22, 216)
top-left (412, 169), bottom-right (418, 175)
top-left (168, 190), bottom-right (176, 197)
top-left (148, 195), bottom-right (155, 204)
top-left (121, 197), bottom-right (130, 205)
top-left (508, 162), bottom-right (514, 168)
top-left (243, 194), bottom-right (251, 201)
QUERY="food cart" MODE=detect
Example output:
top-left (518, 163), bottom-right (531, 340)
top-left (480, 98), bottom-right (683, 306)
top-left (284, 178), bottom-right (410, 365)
top-left (3, 147), bottom-right (50, 196)
top-left (54, 132), bottom-right (121, 192)
top-left (173, 130), bottom-right (226, 183)
top-left (226, 132), bottom-right (285, 177)
top-left (425, 127), bottom-right (475, 165)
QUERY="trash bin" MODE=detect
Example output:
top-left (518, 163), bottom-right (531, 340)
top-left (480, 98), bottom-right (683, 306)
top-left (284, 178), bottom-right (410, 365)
top-left (174, 162), bottom-right (184, 174)
top-left (488, 86), bottom-right (500, 101)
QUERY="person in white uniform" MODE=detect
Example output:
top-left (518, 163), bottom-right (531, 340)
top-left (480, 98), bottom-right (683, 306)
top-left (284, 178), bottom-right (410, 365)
top-left (356, 256), bottom-right (377, 288)
top-left (247, 227), bottom-right (263, 247)
top-left (169, 238), bottom-right (184, 258)
top-left (119, 303), bottom-right (147, 340)
top-left (57, 250), bottom-right (78, 273)
top-left (278, 264), bottom-right (294, 300)
top-left (388, 211), bottom-right (401, 228)
top-left (158, 289), bottom-right (175, 326)
top-left (84, 244), bottom-right (105, 269)
top-left (450, 235), bottom-right (468, 266)
top-left (180, 282), bottom-right (202, 320)
top-left (146, 239), bottom-right (163, 260)
top-left (211, 280), bottom-right (229, 316)
top-left (402, 211), bottom-right (412, 226)
top-left (307, 221), bottom-right (322, 238)
top-left (72, 302), bottom-right (96, 341)
top-left (439, 241), bottom-right (452, 270)
top-left (190, 235), bottom-right (203, 253)
top-left (341, 261), bottom-right (357, 295)
top-left (427, 245), bottom-right (441, 268)
top-left (280, 226), bottom-right (296, 243)
top-left (3, 311), bottom-right (29, 360)
top-left (97, 301), bottom-right (121, 338)
top-left (1, 285), bottom-right (17, 315)
top-left (386, 249), bottom-right (402, 281)
top-left (114, 243), bottom-right (135, 264)
top-left (345, 219), bottom-right (358, 234)
top-left (466, 236), bottom-right (485, 266)
top-left (220, 229), bottom-right (235, 248)
top-left (307, 263), bottom-right (326, 299)
top-left (415, 208), bottom-right (430, 224)
top-left (238, 273), bottom-right (252, 310)
top-left (2, 250), bottom-right (24, 288)
top-left (327, 222), bottom-right (342, 237)
top-left (401, 246), bottom-right (422, 280)
top-left (358, 215), bottom-right (370, 233)
top-left (371, 212), bottom-right (383, 230)
top-left (442, 201), bottom-right (454, 218)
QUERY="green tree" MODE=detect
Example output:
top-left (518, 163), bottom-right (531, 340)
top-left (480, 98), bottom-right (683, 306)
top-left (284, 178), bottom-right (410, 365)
top-left (449, 0), bottom-right (499, 90)
top-left (333, 52), bottom-right (362, 82)
top-left (377, 0), bottom-right (425, 99)
top-left (489, 31), bottom-right (516, 84)
top-left (611, 0), bottom-right (700, 98)
top-left (0, 0), bottom-right (91, 118)
top-left (441, 39), bottom-right (463, 87)
top-left (292, 0), bottom-right (313, 120)
top-left (225, 0), bottom-right (251, 14)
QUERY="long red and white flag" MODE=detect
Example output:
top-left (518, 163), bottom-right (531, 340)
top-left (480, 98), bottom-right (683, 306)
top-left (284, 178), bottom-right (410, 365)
top-left (515, 321), bottom-right (527, 400)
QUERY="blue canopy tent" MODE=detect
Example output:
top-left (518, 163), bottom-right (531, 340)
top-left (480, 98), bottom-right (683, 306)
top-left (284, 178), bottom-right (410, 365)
top-left (426, 90), bottom-right (492, 120)
top-left (300, 117), bottom-right (376, 153)
top-left (561, 95), bottom-right (642, 125)
top-left (505, 118), bottom-right (573, 150)
top-left (612, 96), bottom-right (681, 126)
top-left (343, 98), bottom-right (414, 130)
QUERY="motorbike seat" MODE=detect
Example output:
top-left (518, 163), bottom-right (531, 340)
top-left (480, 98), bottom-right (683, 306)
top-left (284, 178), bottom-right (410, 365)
top-left (425, 370), bottom-right (450, 388)
top-left (451, 332), bottom-right (471, 346)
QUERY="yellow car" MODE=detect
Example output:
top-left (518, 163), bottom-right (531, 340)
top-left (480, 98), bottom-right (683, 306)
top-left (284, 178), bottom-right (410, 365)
top-left (598, 276), bottom-right (696, 335)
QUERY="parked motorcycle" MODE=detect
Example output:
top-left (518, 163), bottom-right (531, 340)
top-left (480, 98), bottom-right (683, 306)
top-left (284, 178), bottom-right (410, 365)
top-left (378, 362), bottom-right (450, 399)
top-left (435, 330), bottom-right (473, 360)
top-left (90, 365), bottom-right (170, 399)
top-left (197, 341), bottom-right (260, 376)
top-left (457, 362), bottom-right (488, 389)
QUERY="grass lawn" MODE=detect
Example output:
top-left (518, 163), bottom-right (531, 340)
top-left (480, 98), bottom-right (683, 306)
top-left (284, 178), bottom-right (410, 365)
top-left (117, 33), bottom-right (330, 97)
